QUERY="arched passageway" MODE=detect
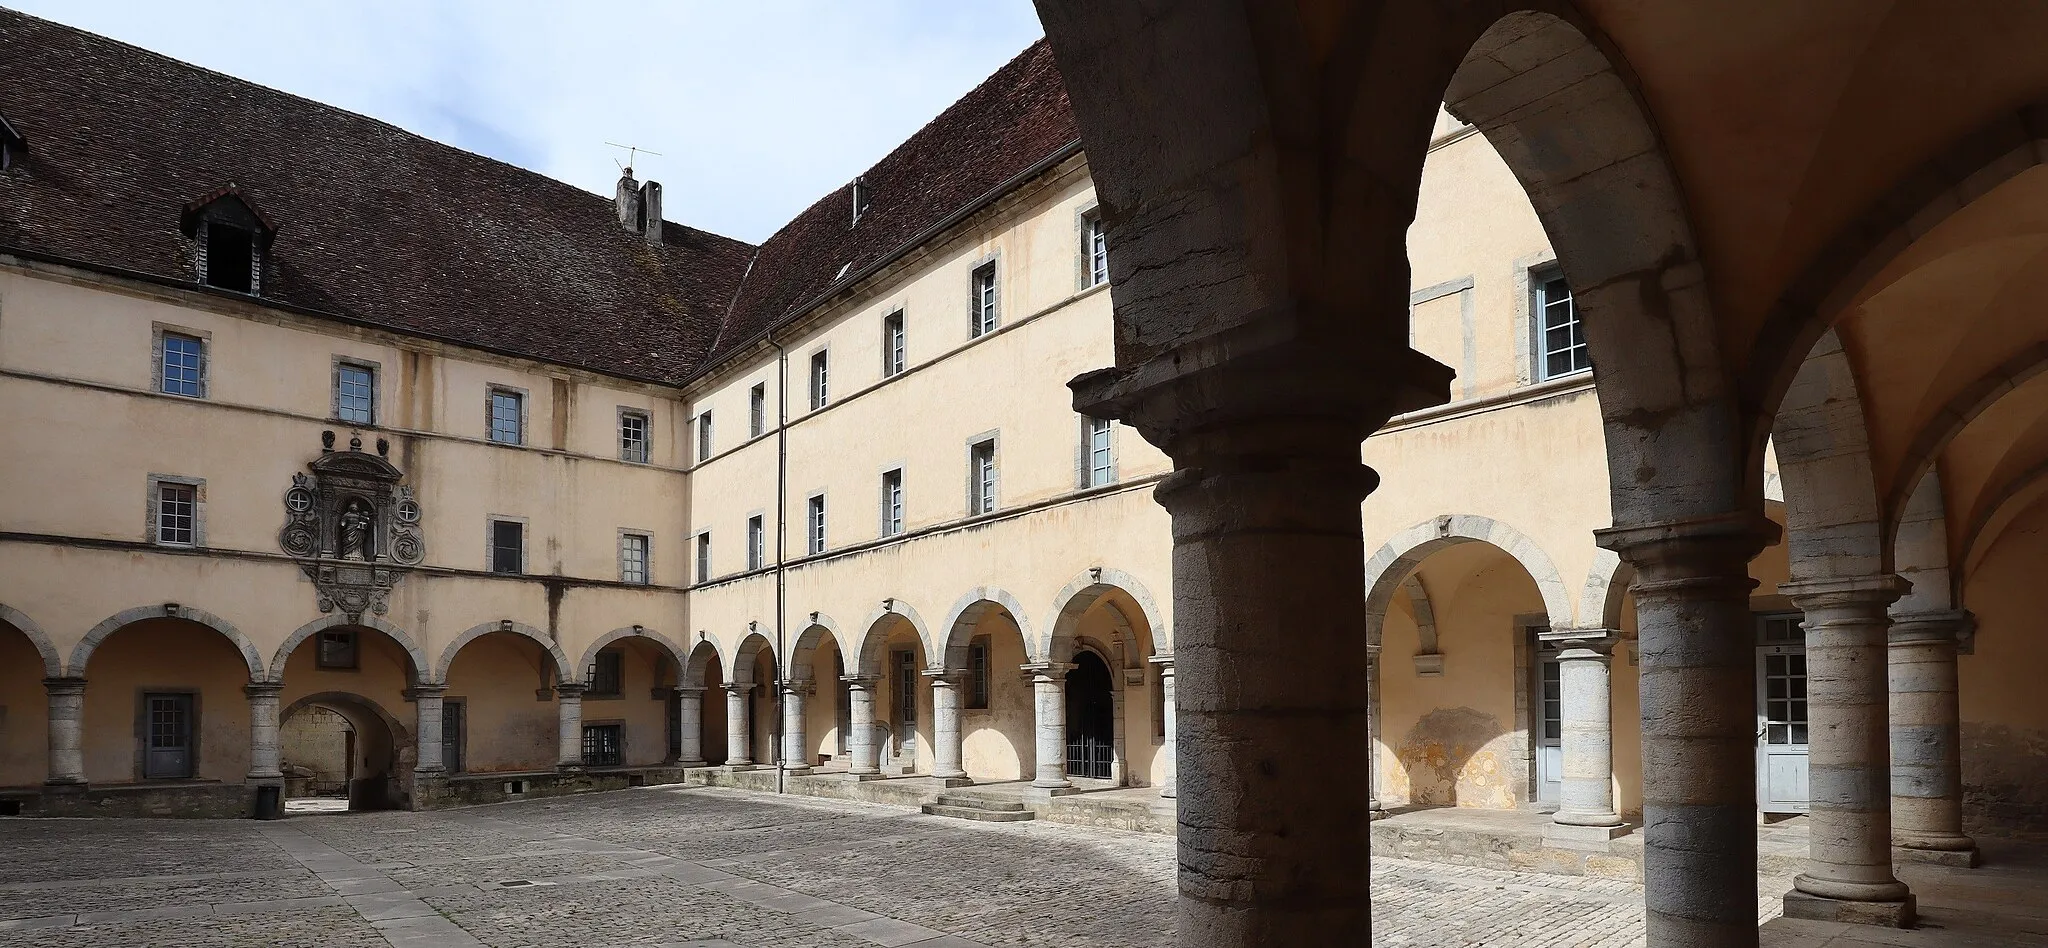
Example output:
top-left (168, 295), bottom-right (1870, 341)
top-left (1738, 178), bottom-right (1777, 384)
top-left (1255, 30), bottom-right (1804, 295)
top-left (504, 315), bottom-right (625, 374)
top-left (441, 630), bottom-right (564, 775)
top-left (936, 593), bottom-right (1032, 783)
top-left (279, 691), bottom-right (408, 811)
top-left (74, 613), bottom-right (258, 788)
top-left (0, 610), bottom-right (55, 791)
top-left (1064, 650), bottom-right (1114, 780)
top-left (679, 639), bottom-right (730, 767)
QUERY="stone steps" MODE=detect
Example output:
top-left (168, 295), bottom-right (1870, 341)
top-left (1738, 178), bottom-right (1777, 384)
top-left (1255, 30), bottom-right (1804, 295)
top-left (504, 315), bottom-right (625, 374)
top-left (922, 795), bottom-right (1035, 822)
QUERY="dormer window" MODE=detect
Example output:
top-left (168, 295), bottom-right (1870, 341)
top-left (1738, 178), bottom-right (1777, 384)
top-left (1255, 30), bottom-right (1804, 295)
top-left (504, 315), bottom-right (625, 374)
top-left (179, 186), bottom-right (276, 296)
top-left (852, 175), bottom-right (871, 226)
top-left (0, 115), bottom-right (23, 172)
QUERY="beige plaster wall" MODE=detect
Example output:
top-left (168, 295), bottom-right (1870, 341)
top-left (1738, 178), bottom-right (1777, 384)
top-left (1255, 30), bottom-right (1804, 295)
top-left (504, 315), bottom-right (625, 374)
top-left (444, 632), bottom-right (558, 774)
top-left (1956, 499), bottom-right (2048, 835)
top-left (80, 620), bottom-right (251, 784)
top-left (961, 610), bottom-right (1034, 781)
top-left (0, 628), bottom-right (49, 786)
top-left (583, 638), bottom-right (675, 769)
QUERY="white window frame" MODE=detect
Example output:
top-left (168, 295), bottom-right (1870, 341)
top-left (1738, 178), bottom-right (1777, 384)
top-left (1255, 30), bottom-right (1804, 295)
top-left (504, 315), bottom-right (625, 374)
top-left (809, 350), bottom-right (830, 410)
top-left (1084, 416), bottom-right (1116, 488)
top-left (880, 467), bottom-right (905, 537)
top-left (969, 259), bottom-right (1000, 338)
top-left (966, 433), bottom-right (999, 516)
top-left (749, 383), bottom-right (767, 438)
top-left (692, 531), bottom-right (711, 584)
top-left (1084, 211), bottom-right (1108, 288)
top-left (146, 474), bottom-right (205, 547)
top-left (486, 386), bottom-right (527, 445)
top-left (620, 530), bottom-right (652, 585)
top-left (696, 411), bottom-right (714, 463)
top-left (882, 309), bottom-right (907, 378)
top-left (806, 492), bottom-right (828, 555)
top-left (333, 358), bottom-right (378, 425)
top-left (746, 513), bottom-right (766, 571)
top-left (1531, 266), bottom-right (1589, 381)
top-left (618, 408), bottom-right (651, 463)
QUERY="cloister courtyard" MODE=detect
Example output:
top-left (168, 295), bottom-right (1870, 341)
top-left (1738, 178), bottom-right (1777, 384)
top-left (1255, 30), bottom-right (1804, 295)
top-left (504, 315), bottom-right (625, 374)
top-left (0, 787), bottom-right (2038, 948)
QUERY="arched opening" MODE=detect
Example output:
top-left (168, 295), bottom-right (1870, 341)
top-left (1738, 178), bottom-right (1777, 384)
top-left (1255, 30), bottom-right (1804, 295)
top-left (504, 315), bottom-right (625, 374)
top-left (0, 612), bottom-right (53, 792)
top-left (937, 597), bottom-right (1027, 781)
top-left (858, 613), bottom-right (929, 775)
top-left (580, 637), bottom-right (679, 769)
top-left (1044, 574), bottom-right (1162, 787)
top-left (443, 630), bottom-right (562, 775)
top-left (77, 614), bottom-right (258, 789)
top-left (788, 620), bottom-right (846, 771)
top-left (279, 691), bottom-right (407, 812)
top-left (1065, 650), bottom-right (1115, 781)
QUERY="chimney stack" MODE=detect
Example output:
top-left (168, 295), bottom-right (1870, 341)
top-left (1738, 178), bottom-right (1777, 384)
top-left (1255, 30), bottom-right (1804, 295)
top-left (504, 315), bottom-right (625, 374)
top-left (614, 168), bottom-right (641, 232)
top-left (638, 180), bottom-right (663, 246)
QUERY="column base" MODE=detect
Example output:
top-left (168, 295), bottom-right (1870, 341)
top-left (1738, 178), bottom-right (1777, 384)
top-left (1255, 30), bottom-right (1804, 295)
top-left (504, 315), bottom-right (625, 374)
top-left (1783, 889), bottom-right (1916, 928)
top-left (1026, 784), bottom-right (1083, 800)
top-left (1161, 785), bottom-right (1177, 800)
top-left (677, 759), bottom-right (709, 769)
top-left (782, 766), bottom-right (814, 776)
top-left (932, 774), bottom-right (974, 788)
top-left (556, 764), bottom-right (585, 773)
top-left (1896, 842), bottom-right (1980, 868)
top-left (42, 778), bottom-right (87, 789)
top-left (1545, 820), bottom-right (1630, 845)
top-left (844, 771), bottom-right (887, 782)
top-left (723, 763), bottom-right (758, 773)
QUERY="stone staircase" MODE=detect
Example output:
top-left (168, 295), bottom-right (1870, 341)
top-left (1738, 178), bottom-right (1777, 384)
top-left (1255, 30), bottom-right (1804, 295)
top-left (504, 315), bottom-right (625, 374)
top-left (921, 794), bottom-right (1035, 823)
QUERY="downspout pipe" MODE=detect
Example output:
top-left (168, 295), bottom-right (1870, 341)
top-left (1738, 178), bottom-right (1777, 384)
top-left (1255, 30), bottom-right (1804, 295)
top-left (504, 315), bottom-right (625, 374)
top-left (773, 338), bottom-right (789, 795)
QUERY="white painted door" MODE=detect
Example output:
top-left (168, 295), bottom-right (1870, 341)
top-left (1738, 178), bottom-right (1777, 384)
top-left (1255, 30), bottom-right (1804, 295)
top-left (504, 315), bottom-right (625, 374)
top-left (1536, 648), bottom-right (1563, 805)
top-left (1756, 614), bottom-right (1810, 814)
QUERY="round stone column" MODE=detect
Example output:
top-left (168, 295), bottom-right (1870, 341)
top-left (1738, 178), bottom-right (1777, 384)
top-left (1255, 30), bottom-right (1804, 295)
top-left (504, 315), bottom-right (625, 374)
top-left (1888, 611), bottom-right (1977, 866)
top-left (1024, 661), bottom-right (1073, 790)
top-left (245, 681), bottom-right (285, 780)
top-left (44, 678), bottom-right (87, 786)
top-left (555, 682), bottom-right (586, 770)
top-left (412, 684), bottom-right (447, 774)
top-left (926, 669), bottom-right (969, 782)
top-left (1781, 575), bottom-right (1914, 926)
top-left (843, 676), bottom-right (880, 776)
top-left (1548, 629), bottom-right (1624, 834)
top-left (674, 686), bottom-right (707, 767)
top-left (781, 681), bottom-right (812, 774)
top-left (1597, 513), bottom-right (1778, 947)
top-left (1151, 655), bottom-right (1177, 799)
top-left (724, 683), bottom-right (754, 768)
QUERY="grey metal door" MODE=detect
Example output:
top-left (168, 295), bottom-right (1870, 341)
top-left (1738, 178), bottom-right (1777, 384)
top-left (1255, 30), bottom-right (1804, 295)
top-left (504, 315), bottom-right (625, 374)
top-left (145, 693), bottom-right (193, 779)
top-left (442, 701), bottom-right (465, 774)
top-left (1756, 614), bottom-right (1810, 813)
top-left (1535, 645), bottom-right (1563, 805)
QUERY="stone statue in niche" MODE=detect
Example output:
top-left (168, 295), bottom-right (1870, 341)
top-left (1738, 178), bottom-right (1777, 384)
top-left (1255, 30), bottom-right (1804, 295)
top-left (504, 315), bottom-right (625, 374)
top-left (278, 431), bottom-right (425, 621)
top-left (339, 499), bottom-right (374, 560)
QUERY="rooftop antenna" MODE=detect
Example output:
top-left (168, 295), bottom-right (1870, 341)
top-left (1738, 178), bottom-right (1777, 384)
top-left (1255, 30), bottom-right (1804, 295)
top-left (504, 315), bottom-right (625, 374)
top-left (605, 141), bottom-right (663, 175)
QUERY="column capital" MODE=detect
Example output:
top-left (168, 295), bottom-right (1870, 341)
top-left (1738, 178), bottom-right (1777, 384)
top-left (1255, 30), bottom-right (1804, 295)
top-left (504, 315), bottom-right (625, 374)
top-left (1539, 627), bottom-right (1621, 653)
top-left (1146, 653), bottom-right (1175, 672)
top-left (555, 682), bottom-right (588, 698)
top-left (780, 679), bottom-right (815, 696)
top-left (1596, 512), bottom-right (1778, 572)
top-left (243, 681), bottom-right (285, 699)
top-left (404, 684), bottom-right (448, 700)
top-left (722, 682), bottom-right (755, 695)
top-left (840, 674), bottom-right (879, 688)
top-left (42, 677), bottom-right (86, 695)
top-left (1020, 661), bottom-right (1074, 680)
top-left (1888, 609), bottom-right (1972, 646)
top-left (1778, 574), bottom-right (1910, 611)
top-left (674, 685), bottom-right (706, 697)
top-left (922, 667), bottom-right (968, 685)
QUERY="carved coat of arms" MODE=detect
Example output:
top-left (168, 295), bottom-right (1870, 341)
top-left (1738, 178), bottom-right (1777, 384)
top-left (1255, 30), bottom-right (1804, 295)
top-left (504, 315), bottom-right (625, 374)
top-left (279, 432), bottom-right (424, 620)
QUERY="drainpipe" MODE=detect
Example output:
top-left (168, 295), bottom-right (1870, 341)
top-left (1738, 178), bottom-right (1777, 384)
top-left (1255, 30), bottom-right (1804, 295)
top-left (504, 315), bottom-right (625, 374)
top-left (772, 338), bottom-right (790, 795)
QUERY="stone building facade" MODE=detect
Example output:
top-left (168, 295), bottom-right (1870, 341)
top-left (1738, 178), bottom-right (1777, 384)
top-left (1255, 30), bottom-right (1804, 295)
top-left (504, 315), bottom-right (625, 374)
top-left (1, 8), bottom-right (2044, 941)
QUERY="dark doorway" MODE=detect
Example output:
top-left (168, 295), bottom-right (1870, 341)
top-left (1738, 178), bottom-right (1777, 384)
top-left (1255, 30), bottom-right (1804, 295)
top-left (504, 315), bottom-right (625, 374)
top-left (144, 692), bottom-right (194, 779)
top-left (1065, 651), bottom-right (1114, 779)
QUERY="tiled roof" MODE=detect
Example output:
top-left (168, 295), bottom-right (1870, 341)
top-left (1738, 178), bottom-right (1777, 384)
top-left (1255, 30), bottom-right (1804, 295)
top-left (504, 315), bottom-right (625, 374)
top-left (707, 39), bottom-right (1078, 369)
top-left (0, 11), bottom-right (1079, 387)
top-left (0, 9), bottom-right (755, 385)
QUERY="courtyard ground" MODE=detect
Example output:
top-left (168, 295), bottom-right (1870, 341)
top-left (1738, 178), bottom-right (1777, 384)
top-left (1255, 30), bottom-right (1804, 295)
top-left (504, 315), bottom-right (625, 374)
top-left (0, 786), bottom-right (2036, 947)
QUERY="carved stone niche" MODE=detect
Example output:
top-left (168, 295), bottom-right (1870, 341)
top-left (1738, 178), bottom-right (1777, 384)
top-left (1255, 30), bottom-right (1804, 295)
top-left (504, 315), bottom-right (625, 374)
top-left (279, 432), bottom-right (425, 621)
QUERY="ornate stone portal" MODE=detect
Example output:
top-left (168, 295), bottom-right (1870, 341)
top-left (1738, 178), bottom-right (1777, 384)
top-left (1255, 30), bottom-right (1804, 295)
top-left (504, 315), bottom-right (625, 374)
top-left (279, 432), bottom-right (424, 621)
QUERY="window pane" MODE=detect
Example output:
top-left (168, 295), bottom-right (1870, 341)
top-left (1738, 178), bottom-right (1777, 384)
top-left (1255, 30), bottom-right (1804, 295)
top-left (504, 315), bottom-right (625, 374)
top-left (492, 521), bottom-right (523, 573)
top-left (162, 334), bottom-right (204, 397)
top-left (750, 385), bottom-right (766, 436)
top-left (337, 364), bottom-right (374, 423)
top-left (489, 391), bottom-right (522, 444)
top-left (157, 483), bottom-right (196, 544)
top-left (620, 413), bottom-right (648, 463)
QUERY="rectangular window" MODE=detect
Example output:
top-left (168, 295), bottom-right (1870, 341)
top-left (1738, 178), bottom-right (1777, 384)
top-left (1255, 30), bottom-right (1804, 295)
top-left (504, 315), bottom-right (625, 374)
top-left (696, 412), bottom-right (714, 462)
top-left (581, 724), bottom-right (623, 766)
top-left (807, 494), bottom-right (827, 555)
top-left (970, 262), bottom-right (999, 337)
top-left (746, 515), bottom-right (765, 570)
top-left (156, 482), bottom-right (197, 546)
top-left (587, 650), bottom-right (624, 697)
top-left (160, 332), bottom-right (205, 398)
top-left (1085, 213), bottom-right (1108, 287)
top-left (694, 532), bottom-right (711, 584)
top-left (880, 469), bottom-right (904, 537)
top-left (809, 351), bottom-right (830, 410)
top-left (968, 639), bottom-right (990, 709)
top-left (336, 362), bottom-right (375, 424)
top-left (621, 532), bottom-right (649, 585)
top-left (969, 439), bottom-right (997, 515)
top-left (619, 410), bottom-right (650, 463)
top-left (488, 388), bottom-right (524, 444)
top-left (749, 384), bottom-right (767, 437)
top-left (316, 630), bottom-right (358, 670)
top-left (882, 310), bottom-right (907, 377)
top-left (490, 519), bottom-right (524, 574)
top-left (1538, 274), bottom-right (1590, 379)
top-left (1087, 417), bottom-right (1115, 487)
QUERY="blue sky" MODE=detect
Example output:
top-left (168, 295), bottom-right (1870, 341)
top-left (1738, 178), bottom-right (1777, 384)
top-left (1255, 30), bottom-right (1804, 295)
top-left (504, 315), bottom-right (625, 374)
top-left (12, 2), bottom-right (1046, 243)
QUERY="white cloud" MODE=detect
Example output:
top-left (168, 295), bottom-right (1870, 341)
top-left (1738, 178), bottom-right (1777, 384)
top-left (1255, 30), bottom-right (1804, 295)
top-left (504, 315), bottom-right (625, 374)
top-left (12, 1), bottom-right (1046, 243)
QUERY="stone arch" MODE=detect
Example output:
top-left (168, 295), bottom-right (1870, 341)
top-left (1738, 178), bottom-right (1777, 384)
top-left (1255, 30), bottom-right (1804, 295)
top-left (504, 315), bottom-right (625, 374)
top-left (575, 626), bottom-right (688, 685)
top-left (74, 604), bottom-right (264, 679)
top-left (934, 587), bottom-right (1031, 672)
top-left (788, 613), bottom-right (845, 682)
top-left (0, 604), bottom-right (62, 678)
top-left (1958, 463), bottom-right (2048, 584)
top-left (1741, 97), bottom-right (2048, 453)
top-left (1578, 549), bottom-right (1635, 632)
top-left (280, 690), bottom-right (414, 809)
top-left (1041, 567), bottom-right (1165, 665)
top-left (729, 630), bottom-right (776, 686)
top-left (1398, 576), bottom-right (1442, 673)
top-left (1884, 342), bottom-right (2048, 538)
top-left (850, 600), bottom-right (937, 677)
top-left (1771, 329), bottom-right (1888, 580)
top-left (682, 637), bottom-right (723, 688)
top-left (1893, 472), bottom-right (1958, 614)
top-left (1362, 515), bottom-right (1573, 637)
top-left (273, 614), bottom-right (428, 685)
top-left (433, 620), bottom-right (572, 686)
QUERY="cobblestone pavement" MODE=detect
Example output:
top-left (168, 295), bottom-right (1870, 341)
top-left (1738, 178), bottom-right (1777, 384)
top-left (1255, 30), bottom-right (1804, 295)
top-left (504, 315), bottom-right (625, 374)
top-left (0, 785), bottom-right (1700, 947)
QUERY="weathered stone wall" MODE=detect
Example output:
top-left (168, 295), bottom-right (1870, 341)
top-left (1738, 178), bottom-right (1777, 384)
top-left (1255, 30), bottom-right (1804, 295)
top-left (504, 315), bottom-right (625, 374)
top-left (280, 705), bottom-right (351, 794)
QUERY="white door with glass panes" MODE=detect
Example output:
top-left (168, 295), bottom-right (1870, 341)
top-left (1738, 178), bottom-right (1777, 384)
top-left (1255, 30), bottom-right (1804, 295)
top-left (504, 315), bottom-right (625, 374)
top-left (1535, 638), bottom-right (1563, 805)
top-left (1755, 613), bottom-right (1810, 813)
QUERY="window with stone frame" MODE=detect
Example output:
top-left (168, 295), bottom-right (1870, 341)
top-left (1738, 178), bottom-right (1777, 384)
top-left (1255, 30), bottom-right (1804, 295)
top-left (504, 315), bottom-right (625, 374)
top-left (807, 493), bottom-right (827, 555)
top-left (335, 361), bottom-right (376, 424)
top-left (694, 531), bottom-right (711, 584)
top-left (317, 629), bottom-right (358, 670)
top-left (154, 480), bottom-right (198, 546)
top-left (488, 387), bottom-right (524, 444)
top-left (809, 351), bottom-right (830, 410)
top-left (619, 410), bottom-right (650, 463)
top-left (1084, 212), bottom-right (1108, 287)
top-left (1535, 270), bottom-right (1589, 380)
top-left (489, 518), bottom-right (524, 573)
top-left (621, 532), bottom-right (650, 585)
top-left (970, 261), bottom-right (1000, 337)
top-left (968, 438), bottom-right (998, 515)
top-left (696, 411), bottom-right (714, 462)
top-left (882, 309), bottom-right (907, 377)
top-left (587, 650), bottom-right (625, 698)
top-left (581, 723), bottom-right (623, 766)
top-left (1086, 417), bottom-right (1115, 487)
top-left (880, 468), bottom-right (904, 537)
top-left (746, 515), bottom-right (765, 570)
top-left (159, 331), bottom-right (206, 398)
top-left (967, 638), bottom-right (990, 709)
